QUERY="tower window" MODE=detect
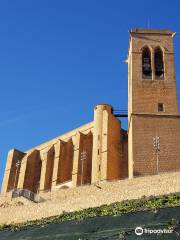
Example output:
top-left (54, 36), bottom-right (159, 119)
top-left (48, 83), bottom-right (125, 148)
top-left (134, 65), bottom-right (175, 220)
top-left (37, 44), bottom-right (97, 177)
top-left (142, 47), bottom-right (152, 78)
top-left (154, 47), bottom-right (164, 78)
top-left (158, 103), bottom-right (164, 112)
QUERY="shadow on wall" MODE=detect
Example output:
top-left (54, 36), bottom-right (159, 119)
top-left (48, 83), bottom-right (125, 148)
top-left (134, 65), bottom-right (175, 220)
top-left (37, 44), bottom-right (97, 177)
top-left (23, 150), bottom-right (42, 193)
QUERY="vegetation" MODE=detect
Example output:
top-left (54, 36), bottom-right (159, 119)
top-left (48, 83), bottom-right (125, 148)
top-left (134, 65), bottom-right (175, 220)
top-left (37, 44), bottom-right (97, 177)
top-left (0, 193), bottom-right (180, 232)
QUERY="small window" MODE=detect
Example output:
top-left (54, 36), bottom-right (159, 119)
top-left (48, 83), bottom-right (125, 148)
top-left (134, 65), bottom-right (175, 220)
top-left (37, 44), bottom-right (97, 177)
top-left (158, 103), bottom-right (164, 112)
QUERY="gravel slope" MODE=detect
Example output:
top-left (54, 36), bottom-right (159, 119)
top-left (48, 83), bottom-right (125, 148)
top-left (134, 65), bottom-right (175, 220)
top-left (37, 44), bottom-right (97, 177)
top-left (0, 171), bottom-right (180, 224)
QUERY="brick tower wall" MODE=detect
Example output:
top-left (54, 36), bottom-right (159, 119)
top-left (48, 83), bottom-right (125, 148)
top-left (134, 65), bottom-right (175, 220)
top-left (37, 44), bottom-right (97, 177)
top-left (128, 29), bottom-right (180, 177)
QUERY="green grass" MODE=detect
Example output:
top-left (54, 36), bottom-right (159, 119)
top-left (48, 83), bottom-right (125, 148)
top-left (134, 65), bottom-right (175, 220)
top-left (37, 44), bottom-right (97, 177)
top-left (0, 193), bottom-right (180, 231)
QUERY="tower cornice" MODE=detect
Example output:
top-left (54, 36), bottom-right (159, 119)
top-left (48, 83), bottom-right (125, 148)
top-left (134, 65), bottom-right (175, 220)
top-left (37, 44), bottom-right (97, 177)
top-left (129, 29), bottom-right (175, 37)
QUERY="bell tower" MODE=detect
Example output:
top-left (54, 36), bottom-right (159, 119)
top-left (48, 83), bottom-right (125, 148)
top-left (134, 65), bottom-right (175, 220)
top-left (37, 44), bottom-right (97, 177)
top-left (128, 29), bottom-right (180, 178)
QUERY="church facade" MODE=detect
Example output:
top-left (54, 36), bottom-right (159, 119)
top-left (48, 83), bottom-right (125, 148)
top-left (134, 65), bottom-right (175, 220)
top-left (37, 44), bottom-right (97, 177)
top-left (1, 29), bottom-right (180, 194)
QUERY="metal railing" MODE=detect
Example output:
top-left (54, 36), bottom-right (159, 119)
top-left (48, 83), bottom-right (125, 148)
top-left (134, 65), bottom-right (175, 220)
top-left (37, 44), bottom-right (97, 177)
top-left (113, 109), bottom-right (128, 117)
top-left (12, 189), bottom-right (45, 203)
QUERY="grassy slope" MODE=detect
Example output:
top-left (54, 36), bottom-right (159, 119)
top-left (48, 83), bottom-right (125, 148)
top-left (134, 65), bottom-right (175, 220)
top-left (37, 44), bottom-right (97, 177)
top-left (0, 193), bottom-right (180, 231)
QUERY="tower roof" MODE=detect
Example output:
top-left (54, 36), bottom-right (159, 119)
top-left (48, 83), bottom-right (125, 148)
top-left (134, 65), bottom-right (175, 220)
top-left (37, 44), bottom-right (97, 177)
top-left (129, 29), bottom-right (175, 36)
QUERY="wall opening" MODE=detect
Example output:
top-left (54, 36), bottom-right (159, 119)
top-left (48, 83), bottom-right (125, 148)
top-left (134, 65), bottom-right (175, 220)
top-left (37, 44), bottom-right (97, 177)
top-left (158, 103), bottom-right (165, 112)
top-left (142, 46), bottom-right (152, 78)
top-left (154, 47), bottom-right (164, 78)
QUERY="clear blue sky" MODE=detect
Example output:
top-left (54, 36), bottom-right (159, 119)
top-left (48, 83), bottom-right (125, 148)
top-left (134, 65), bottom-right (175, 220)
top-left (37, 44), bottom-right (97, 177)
top-left (0, 0), bottom-right (180, 188)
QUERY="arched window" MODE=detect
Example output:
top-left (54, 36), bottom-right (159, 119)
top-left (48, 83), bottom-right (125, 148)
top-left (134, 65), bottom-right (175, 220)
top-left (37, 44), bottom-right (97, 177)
top-left (154, 47), bottom-right (164, 78)
top-left (142, 47), bottom-right (152, 78)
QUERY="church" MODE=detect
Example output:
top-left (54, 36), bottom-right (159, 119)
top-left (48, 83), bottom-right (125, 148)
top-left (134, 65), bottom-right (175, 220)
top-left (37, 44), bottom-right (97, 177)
top-left (2, 29), bottom-right (180, 195)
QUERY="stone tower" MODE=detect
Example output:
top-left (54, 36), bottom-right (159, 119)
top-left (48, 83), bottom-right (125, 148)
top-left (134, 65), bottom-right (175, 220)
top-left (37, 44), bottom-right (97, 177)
top-left (128, 29), bottom-right (180, 178)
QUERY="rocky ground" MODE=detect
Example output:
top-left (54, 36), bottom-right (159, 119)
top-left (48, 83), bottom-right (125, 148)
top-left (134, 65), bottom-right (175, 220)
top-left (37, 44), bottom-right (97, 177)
top-left (0, 171), bottom-right (180, 225)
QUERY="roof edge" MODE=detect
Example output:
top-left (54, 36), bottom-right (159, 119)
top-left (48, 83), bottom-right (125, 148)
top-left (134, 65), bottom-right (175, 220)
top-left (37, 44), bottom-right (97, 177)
top-left (129, 28), bottom-right (175, 36)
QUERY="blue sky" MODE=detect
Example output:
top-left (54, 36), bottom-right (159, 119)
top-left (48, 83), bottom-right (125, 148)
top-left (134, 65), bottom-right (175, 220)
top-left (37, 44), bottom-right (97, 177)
top-left (0, 0), bottom-right (180, 188)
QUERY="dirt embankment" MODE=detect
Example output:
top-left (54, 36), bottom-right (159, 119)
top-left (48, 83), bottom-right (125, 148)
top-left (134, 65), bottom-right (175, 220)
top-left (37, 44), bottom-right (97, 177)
top-left (0, 171), bottom-right (180, 225)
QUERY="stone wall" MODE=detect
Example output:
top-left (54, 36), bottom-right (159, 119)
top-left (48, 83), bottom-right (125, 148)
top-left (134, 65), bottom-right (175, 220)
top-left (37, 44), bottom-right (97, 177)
top-left (1, 150), bottom-right (26, 193)
top-left (57, 139), bottom-right (74, 184)
top-left (128, 29), bottom-right (180, 177)
top-left (132, 114), bottom-right (180, 176)
top-left (1, 104), bottom-right (128, 194)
